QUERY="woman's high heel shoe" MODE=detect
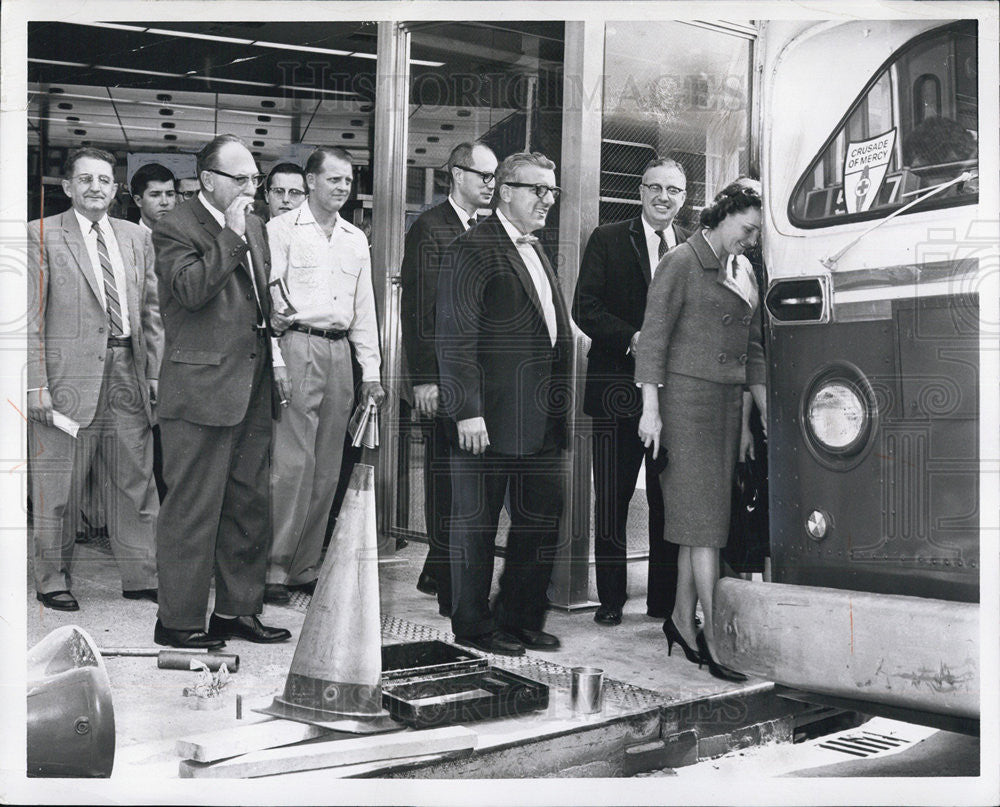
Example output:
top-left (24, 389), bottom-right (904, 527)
top-left (663, 618), bottom-right (701, 664)
top-left (695, 630), bottom-right (748, 682)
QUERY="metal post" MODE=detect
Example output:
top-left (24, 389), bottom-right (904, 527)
top-left (548, 21), bottom-right (605, 610)
top-left (371, 22), bottom-right (411, 557)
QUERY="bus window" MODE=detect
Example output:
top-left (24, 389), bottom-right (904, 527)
top-left (789, 21), bottom-right (978, 228)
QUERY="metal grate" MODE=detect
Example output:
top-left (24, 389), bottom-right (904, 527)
top-left (818, 730), bottom-right (912, 758)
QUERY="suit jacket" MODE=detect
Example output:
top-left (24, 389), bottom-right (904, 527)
top-left (635, 231), bottom-right (766, 388)
top-left (27, 210), bottom-right (163, 427)
top-left (572, 216), bottom-right (689, 419)
top-left (152, 198), bottom-right (276, 427)
top-left (400, 200), bottom-right (466, 389)
top-left (435, 213), bottom-right (573, 456)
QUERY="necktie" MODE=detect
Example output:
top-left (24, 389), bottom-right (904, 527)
top-left (654, 229), bottom-right (668, 260)
top-left (516, 234), bottom-right (539, 245)
top-left (92, 221), bottom-right (124, 336)
top-left (468, 216), bottom-right (478, 229)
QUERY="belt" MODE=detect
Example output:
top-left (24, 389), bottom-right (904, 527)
top-left (107, 336), bottom-right (132, 348)
top-left (289, 323), bottom-right (348, 341)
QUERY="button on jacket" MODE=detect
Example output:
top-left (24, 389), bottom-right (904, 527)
top-left (635, 231), bottom-right (765, 388)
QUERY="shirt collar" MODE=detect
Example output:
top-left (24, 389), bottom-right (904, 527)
top-left (293, 201), bottom-right (342, 231)
top-left (138, 218), bottom-right (152, 232)
top-left (74, 208), bottom-right (109, 236)
top-left (495, 208), bottom-right (533, 245)
top-left (641, 214), bottom-right (674, 242)
top-left (448, 194), bottom-right (477, 227)
top-left (198, 191), bottom-right (226, 228)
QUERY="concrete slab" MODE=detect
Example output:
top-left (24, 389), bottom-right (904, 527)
top-left (25, 537), bottom-right (788, 780)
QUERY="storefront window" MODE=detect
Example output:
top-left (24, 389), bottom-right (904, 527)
top-left (600, 21), bottom-right (752, 229)
top-left (789, 21), bottom-right (978, 227)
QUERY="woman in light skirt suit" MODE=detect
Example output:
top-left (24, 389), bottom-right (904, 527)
top-left (635, 179), bottom-right (766, 681)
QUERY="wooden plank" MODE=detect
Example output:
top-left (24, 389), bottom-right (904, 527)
top-left (178, 726), bottom-right (477, 779)
top-left (175, 718), bottom-right (331, 763)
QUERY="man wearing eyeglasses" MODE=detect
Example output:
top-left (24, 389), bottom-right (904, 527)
top-left (151, 134), bottom-right (292, 649)
top-left (572, 156), bottom-right (690, 628)
top-left (27, 147), bottom-right (162, 612)
top-left (264, 162), bottom-right (308, 221)
top-left (264, 146), bottom-right (384, 605)
top-left (174, 176), bottom-right (200, 203)
top-left (400, 141), bottom-right (498, 616)
top-left (436, 151), bottom-right (572, 656)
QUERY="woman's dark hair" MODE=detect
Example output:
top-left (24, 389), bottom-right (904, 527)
top-left (699, 178), bottom-right (762, 229)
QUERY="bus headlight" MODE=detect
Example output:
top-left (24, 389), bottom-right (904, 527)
top-left (806, 382), bottom-right (866, 450)
top-left (800, 363), bottom-right (878, 469)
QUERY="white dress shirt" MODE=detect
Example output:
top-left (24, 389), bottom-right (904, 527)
top-left (74, 209), bottom-right (131, 337)
top-left (641, 215), bottom-right (677, 279)
top-left (267, 203), bottom-right (381, 382)
top-left (495, 209), bottom-right (557, 347)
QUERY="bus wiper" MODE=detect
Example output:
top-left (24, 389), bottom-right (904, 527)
top-left (820, 169), bottom-right (977, 270)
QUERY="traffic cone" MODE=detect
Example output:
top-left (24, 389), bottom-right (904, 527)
top-left (259, 464), bottom-right (398, 733)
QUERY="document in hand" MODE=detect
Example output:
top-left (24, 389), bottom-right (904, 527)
top-left (348, 397), bottom-right (379, 449)
top-left (267, 277), bottom-right (297, 316)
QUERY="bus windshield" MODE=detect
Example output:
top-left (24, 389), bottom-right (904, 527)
top-left (789, 21), bottom-right (978, 228)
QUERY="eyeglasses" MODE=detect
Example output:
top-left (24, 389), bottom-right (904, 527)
top-left (177, 190), bottom-right (198, 200)
top-left (504, 182), bottom-right (561, 201)
top-left (71, 174), bottom-right (116, 188)
top-left (455, 165), bottom-right (496, 185)
top-left (641, 183), bottom-right (686, 197)
top-left (206, 168), bottom-right (266, 189)
top-left (268, 188), bottom-right (307, 200)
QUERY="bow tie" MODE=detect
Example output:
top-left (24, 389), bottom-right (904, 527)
top-left (516, 234), bottom-right (539, 245)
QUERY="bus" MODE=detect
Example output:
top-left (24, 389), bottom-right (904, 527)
top-left (715, 17), bottom-right (990, 735)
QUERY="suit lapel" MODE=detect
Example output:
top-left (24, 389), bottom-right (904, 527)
top-left (192, 198), bottom-right (260, 300)
top-left (488, 217), bottom-right (546, 327)
top-left (60, 211), bottom-right (104, 306)
top-left (627, 217), bottom-right (652, 285)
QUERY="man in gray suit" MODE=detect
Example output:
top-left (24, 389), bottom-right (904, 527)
top-left (27, 147), bottom-right (163, 611)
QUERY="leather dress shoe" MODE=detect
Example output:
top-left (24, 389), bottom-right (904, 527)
top-left (208, 614), bottom-right (291, 644)
top-left (123, 588), bottom-right (158, 603)
top-left (154, 619), bottom-right (225, 650)
top-left (264, 583), bottom-right (291, 605)
top-left (287, 579), bottom-right (317, 596)
top-left (36, 590), bottom-right (80, 611)
top-left (594, 605), bottom-right (623, 626)
top-left (507, 627), bottom-right (561, 651)
top-left (455, 630), bottom-right (525, 657)
top-left (415, 571), bottom-right (438, 596)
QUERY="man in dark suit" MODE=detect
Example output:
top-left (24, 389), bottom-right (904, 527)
top-left (152, 134), bottom-right (292, 649)
top-left (436, 151), bottom-right (572, 656)
top-left (27, 147), bottom-right (162, 611)
top-left (400, 141), bottom-right (498, 615)
top-left (572, 157), bottom-right (690, 626)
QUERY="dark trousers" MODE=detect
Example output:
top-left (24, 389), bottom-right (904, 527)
top-left (418, 415), bottom-right (453, 610)
top-left (155, 348), bottom-right (272, 630)
top-left (449, 444), bottom-right (563, 638)
top-left (591, 415), bottom-right (677, 615)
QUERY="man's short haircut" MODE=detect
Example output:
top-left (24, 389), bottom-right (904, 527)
top-left (64, 146), bottom-right (116, 177)
top-left (175, 176), bottom-right (198, 190)
top-left (130, 162), bottom-right (176, 198)
top-left (640, 156), bottom-right (687, 180)
top-left (495, 151), bottom-right (556, 189)
top-left (445, 142), bottom-right (495, 185)
top-left (196, 134), bottom-right (246, 178)
top-left (305, 146), bottom-right (353, 176)
top-left (266, 162), bottom-right (307, 191)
